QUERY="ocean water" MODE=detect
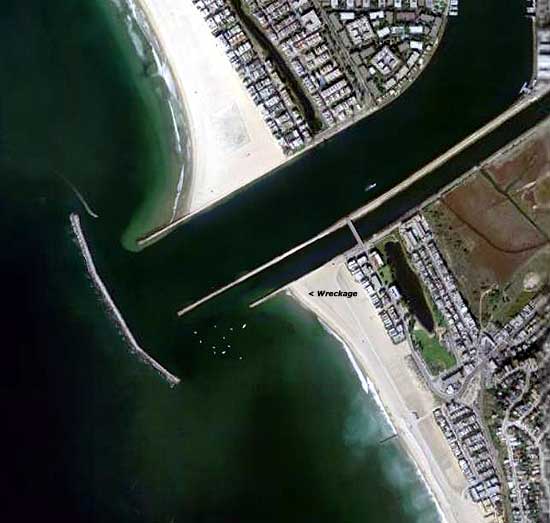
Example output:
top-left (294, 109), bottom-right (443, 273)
top-left (0, 0), bottom-right (537, 521)
top-left (0, 1), bottom-right (444, 521)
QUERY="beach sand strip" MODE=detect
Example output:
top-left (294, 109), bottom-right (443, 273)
top-left (290, 258), bottom-right (489, 523)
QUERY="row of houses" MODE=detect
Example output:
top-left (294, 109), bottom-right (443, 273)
top-left (536, 0), bottom-right (550, 85)
top-left (193, 0), bottom-right (446, 144)
top-left (400, 214), bottom-right (479, 393)
top-left (486, 296), bottom-right (549, 522)
top-left (193, 0), bottom-right (313, 152)
top-left (322, 2), bottom-right (445, 101)
top-left (346, 249), bottom-right (406, 343)
top-left (245, 0), bottom-right (363, 127)
top-left (435, 402), bottom-right (503, 514)
top-left (489, 354), bottom-right (546, 523)
top-left (324, 0), bottom-right (439, 8)
top-left (490, 295), bottom-right (550, 367)
top-left (504, 424), bottom-right (545, 522)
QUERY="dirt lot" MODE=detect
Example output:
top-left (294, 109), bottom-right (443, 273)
top-left (424, 165), bottom-right (550, 324)
top-left (422, 120), bottom-right (550, 324)
top-left (485, 119), bottom-right (550, 235)
top-left (485, 138), bottom-right (548, 190)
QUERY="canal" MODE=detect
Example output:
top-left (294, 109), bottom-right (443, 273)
top-left (105, 0), bottom-right (535, 301)
top-left (58, 0), bottom-right (541, 390)
top-left (86, 0), bottom-right (539, 328)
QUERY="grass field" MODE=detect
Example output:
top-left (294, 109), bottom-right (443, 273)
top-left (413, 328), bottom-right (456, 375)
top-left (379, 264), bottom-right (394, 285)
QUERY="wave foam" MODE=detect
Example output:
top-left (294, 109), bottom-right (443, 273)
top-left (318, 319), bottom-right (397, 434)
top-left (317, 318), bottom-right (447, 523)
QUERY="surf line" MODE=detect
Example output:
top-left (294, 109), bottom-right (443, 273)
top-left (70, 213), bottom-right (180, 387)
top-left (170, 163), bottom-right (186, 222)
top-left (57, 173), bottom-right (99, 219)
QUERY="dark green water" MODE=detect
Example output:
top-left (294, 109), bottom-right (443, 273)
top-left (1, 1), bottom-right (443, 521)
top-left (0, 0), bottom-right (538, 521)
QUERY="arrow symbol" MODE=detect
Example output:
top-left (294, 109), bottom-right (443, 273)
top-left (308, 291), bottom-right (314, 296)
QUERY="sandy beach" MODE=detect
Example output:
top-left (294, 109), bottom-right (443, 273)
top-left (136, 0), bottom-right (285, 221)
top-left (290, 258), bottom-right (490, 523)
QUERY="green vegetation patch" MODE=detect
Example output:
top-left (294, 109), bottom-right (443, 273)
top-left (481, 389), bottom-right (512, 521)
top-left (418, 276), bottom-right (448, 330)
top-left (412, 328), bottom-right (456, 375)
top-left (431, 306), bottom-right (446, 329)
top-left (481, 388), bottom-right (502, 447)
top-left (535, 176), bottom-right (550, 207)
top-left (378, 264), bottom-right (394, 286)
top-left (493, 289), bottom-right (537, 327)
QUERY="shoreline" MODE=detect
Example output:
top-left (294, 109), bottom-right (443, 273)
top-left (316, 315), bottom-right (398, 434)
top-left (106, 0), bottom-right (194, 224)
top-left (120, 0), bottom-right (196, 216)
top-left (288, 259), bottom-right (489, 523)
top-left (289, 287), bottom-right (448, 523)
top-left (313, 316), bottom-right (448, 523)
top-left (317, 314), bottom-right (455, 523)
top-left (130, 0), bottom-right (286, 226)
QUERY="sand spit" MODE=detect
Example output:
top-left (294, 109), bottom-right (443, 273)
top-left (70, 213), bottom-right (180, 387)
top-left (110, 0), bottom-right (191, 223)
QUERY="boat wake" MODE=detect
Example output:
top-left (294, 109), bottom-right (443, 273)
top-left (57, 173), bottom-right (99, 219)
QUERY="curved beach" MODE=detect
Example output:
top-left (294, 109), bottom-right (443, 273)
top-left (134, 0), bottom-right (286, 222)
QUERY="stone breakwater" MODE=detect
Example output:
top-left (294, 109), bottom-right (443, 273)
top-left (70, 212), bottom-right (180, 387)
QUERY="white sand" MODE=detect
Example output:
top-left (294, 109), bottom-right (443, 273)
top-left (137, 0), bottom-right (285, 219)
top-left (290, 258), bottom-right (492, 523)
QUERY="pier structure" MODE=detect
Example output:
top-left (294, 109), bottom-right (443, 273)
top-left (176, 219), bottom-right (346, 316)
top-left (379, 432), bottom-right (399, 445)
top-left (346, 217), bottom-right (366, 249)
